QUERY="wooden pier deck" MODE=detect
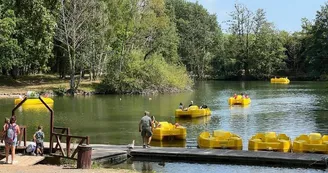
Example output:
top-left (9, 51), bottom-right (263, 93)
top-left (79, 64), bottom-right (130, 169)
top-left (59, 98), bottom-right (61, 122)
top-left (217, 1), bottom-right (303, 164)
top-left (0, 155), bottom-right (45, 166)
top-left (91, 145), bottom-right (328, 169)
top-left (1, 143), bottom-right (328, 169)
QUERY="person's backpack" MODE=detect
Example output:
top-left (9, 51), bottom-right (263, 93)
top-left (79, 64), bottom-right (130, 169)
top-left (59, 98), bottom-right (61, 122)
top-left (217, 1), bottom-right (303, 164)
top-left (5, 124), bottom-right (16, 144)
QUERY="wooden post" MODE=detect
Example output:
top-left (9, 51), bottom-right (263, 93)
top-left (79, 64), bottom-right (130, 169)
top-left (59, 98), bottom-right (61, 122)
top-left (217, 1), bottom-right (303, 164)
top-left (77, 145), bottom-right (92, 169)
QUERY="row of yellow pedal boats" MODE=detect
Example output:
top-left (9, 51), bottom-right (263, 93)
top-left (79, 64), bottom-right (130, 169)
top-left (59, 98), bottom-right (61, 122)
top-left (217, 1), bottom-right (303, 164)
top-left (198, 131), bottom-right (328, 154)
top-left (151, 124), bottom-right (328, 154)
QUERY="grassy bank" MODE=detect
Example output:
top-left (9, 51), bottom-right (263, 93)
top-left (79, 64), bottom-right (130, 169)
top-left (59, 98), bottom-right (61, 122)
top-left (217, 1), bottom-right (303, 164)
top-left (0, 75), bottom-right (99, 96)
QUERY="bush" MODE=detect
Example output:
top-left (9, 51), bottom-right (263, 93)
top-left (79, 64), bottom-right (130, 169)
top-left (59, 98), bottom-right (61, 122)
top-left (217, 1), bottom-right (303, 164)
top-left (53, 85), bottom-right (66, 96)
top-left (98, 50), bottom-right (192, 94)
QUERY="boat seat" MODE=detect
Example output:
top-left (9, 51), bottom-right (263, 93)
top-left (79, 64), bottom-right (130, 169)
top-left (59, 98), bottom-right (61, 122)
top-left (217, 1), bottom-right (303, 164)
top-left (252, 133), bottom-right (265, 141)
top-left (322, 135), bottom-right (328, 144)
top-left (213, 130), bottom-right (231, 139)
top-left (309, 133), bottom-right (322, 144)
top-left (278, 134), bottom-right (290, 140)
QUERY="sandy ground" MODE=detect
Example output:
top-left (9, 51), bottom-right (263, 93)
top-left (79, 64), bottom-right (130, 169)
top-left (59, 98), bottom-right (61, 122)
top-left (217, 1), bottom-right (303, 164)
top-left (0, 165), bottom-right (137, 173)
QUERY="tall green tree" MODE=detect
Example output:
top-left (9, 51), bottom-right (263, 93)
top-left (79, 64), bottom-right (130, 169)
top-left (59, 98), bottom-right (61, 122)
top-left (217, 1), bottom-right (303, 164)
top-left (303, 3), bottom-right (328, 78)
top-left (166, 0), bottom-right (223, 79)
top-left (227, 4), bottom-right (286, 79)
top-left (0, 0), bottom-right (56, 77)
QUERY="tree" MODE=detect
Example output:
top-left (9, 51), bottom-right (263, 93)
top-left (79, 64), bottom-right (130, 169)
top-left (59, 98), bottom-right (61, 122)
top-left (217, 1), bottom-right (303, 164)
top-left (0, 9), bottom-right (22, 75)
top-left (166, 0), bottom-right (223, 79)
top-left (55, 0), bottom-right (98, 94)
top-left (0, 0), bottom-right (56, 77)
top-left (227, 4), bottom-right (286, 79)
top-left (302, 3), bottom-right (328, 78)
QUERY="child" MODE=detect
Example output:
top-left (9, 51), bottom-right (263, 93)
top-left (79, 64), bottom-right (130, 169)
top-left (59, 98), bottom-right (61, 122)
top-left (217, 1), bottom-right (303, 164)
top-left (1, 118), bottom-right (9, 143)
top-left (33, 125), bottom-right (45, 156)
top-left (150, 116), bottom-right (158, 128)
top-left (26, 140), bottom-right (36, 156)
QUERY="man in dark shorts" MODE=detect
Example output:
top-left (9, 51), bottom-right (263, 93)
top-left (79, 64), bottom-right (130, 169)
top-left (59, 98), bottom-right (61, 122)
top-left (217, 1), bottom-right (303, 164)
top-left (139, 111), bottom-right (153, 148)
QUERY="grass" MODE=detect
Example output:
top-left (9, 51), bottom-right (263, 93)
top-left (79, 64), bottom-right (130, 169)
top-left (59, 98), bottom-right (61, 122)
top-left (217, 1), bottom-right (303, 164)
top-left (0, 74), bottom-right (100, 95)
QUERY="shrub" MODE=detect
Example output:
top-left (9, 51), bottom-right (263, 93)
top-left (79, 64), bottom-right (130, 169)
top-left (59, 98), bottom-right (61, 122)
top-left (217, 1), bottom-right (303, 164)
top-left (53, 85), bottom-right (66, 96)
top-left (98, 50), bottom-right (192, 94)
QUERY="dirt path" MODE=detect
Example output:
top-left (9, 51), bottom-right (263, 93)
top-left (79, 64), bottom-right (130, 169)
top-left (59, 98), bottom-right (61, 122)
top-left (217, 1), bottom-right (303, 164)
top-left (0, 165), bottom-right (136, 173)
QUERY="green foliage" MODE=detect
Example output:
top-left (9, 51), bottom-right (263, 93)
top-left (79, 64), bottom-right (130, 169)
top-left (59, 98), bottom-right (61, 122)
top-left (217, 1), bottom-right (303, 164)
top-left (98, 50), bottom-right (192, 94)
top-left (0, 0), bottom-right (57, 77)
top-left (302, 3), bottom-right (328, 78)
top-left (226, 4), bottom-right (287, 79)
top-left (53, 85), bottom-right (66, 96)
top-left (166, 0), bottom-right (223, 79)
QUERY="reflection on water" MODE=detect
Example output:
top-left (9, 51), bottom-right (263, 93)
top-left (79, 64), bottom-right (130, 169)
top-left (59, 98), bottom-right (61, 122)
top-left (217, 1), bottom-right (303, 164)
top-left (109, 160), bottom-right (326, 173)
top-left (175, 116), bottom-right (211, 126)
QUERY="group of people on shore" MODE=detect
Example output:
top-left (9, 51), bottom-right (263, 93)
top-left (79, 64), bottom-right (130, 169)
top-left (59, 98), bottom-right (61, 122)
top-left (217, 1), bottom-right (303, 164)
top-left (1, 116), bottom-right (44, 164)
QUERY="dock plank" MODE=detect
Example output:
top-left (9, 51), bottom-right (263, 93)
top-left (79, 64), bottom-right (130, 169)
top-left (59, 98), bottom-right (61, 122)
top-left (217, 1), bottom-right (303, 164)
top-left (128, 147), bottom-right (328, 168)
top-left (0, 155), bottom-right (45, 166)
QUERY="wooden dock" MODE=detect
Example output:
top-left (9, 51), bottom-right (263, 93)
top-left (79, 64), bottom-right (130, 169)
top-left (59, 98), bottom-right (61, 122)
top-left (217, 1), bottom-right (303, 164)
top-left (89, 145), bottom-right (328, 169)
top-left (0, 155), bottom-right (45, 166)
top-left (1, 143), bottom-right (328, 169)
top-left (128, 147), bottom-right (328, 169)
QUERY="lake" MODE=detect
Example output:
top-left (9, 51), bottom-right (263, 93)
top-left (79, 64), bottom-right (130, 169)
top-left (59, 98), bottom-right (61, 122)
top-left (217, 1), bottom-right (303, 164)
top-left (1, 81), bottom-right (328, 172)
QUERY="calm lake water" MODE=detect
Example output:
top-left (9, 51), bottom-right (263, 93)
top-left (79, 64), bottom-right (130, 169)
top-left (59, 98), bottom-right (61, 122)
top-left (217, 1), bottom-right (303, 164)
top-left (1, 81), bottom-right (328, 172)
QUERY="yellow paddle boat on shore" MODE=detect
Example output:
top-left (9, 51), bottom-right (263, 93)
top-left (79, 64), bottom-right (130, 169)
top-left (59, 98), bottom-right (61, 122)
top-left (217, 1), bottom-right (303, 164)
top-left (270, 77), bottom-right (290, 84)
top-left (293, 133), bottom-right (328, 154)
top-left (228, 95), bottom-right (251, 105)
top-left (248, 132), bottom-right (291, 152)
top-left (197, 130), bottom-right (242, 149)
top-left (15, 97), bottom-right (54, 105)
top-left (152, 122), bottom-right (186, 141)
top-left (175, 105), bottom-right (211, 118)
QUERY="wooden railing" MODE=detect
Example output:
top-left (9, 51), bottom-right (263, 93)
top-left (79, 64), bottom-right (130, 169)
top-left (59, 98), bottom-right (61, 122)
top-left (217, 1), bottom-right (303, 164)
top-left (17, 126), bottom-right (27, 149)
top-left (50, 127), bottom-right (89, 160)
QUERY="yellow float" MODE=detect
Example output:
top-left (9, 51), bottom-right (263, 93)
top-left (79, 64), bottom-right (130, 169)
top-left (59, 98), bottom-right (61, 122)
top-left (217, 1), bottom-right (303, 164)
top-left (228, 95), bottom-right (251, 105)
top-left (150, 140), bottom-right (186, 148)
top-left (197, 130), bottom-right (242, 149)
top-left (152, 122), bottom-right (186, 141)
top-left (270, 77), bottom-right (290, 84)
top-left (15, 97), bottom-right (54, 105)
top-left (248, 132), bottom-right (291, 152)
top-left (293, 133), bottom-right (328, 154)
top-left (175, 105), bottom-right (211, 118)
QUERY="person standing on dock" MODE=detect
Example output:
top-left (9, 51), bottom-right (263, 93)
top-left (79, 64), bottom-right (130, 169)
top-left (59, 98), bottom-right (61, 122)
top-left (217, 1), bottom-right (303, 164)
top-left (4, 116), bottom-right (20, 164)
top-left (139, 111), bottom-right (153, 148)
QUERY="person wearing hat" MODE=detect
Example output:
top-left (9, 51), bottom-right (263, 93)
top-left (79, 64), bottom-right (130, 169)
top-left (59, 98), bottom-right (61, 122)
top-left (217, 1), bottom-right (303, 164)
top-left (188, 101), bottom-right (194, 107)
top-left (139, 111), bottom-right (153, 148)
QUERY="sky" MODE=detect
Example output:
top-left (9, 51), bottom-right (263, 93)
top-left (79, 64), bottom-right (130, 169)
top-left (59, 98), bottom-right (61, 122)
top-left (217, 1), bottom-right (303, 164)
top-left (187, 0), bottom-right (327, 32)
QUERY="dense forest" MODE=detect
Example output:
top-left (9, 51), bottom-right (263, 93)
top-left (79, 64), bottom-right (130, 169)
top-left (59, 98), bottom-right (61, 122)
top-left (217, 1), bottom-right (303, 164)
top-left (1, 0), bottom-right (328, 94)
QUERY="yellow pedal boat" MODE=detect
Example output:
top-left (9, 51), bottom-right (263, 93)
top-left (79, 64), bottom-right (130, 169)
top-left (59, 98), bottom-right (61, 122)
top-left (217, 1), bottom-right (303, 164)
top-left (152, 122), bottom-right (186, 141)
top-left (270, 77), bottom-right (290, 84)
top-left (15, 97), bottom-right (54, 105)
top-left (248, 132), bottom-right (291, 152)
top-left (293, 133), bottom-right (328, 154)
top-left (175, 105), bottom-right (211, 118)
top-left (197, 130), bottom-right (242, 149)
top-left (228, 95), bottom-right (251, 105)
